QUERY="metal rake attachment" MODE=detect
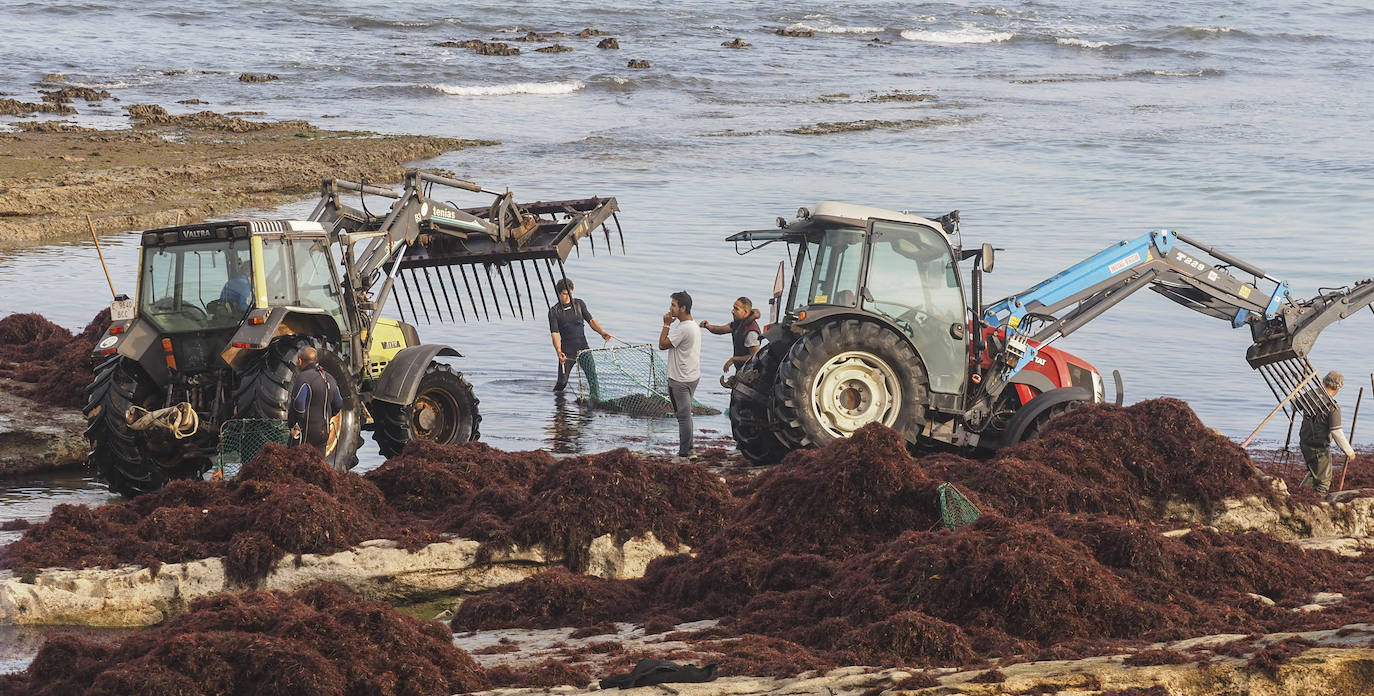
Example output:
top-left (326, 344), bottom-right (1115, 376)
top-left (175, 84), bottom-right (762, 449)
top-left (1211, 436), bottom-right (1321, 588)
top-left (1255, 356), bottom-right (1335, 419)
top-left (316, 171), bottom-right (624, 323)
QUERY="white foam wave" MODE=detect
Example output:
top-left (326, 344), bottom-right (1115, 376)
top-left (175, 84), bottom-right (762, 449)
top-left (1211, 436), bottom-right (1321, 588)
top-left (1174, 25), bottom-right (1233, 34)
top-left (790, 22), bottom-right (886, 34)
top-left (900, 27), bottom-right (1014, 44)
top-left (424, 80), bottom-right (585, 97)
top-left (1057, 37), bottom-right (1109, 49)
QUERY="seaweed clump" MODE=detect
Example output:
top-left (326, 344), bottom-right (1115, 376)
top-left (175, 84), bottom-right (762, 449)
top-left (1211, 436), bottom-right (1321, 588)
top-left (0, 583), bottom-right (487, 696)
top-left (450, 402), bottom-right (1374, 677)
top-left (0, 444), bottom-right (439, 584)
top-left (0, 309), bottom-right (110, 408)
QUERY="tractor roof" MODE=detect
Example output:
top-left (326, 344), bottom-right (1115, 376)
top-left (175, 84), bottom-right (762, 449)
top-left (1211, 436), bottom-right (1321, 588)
top-left (800, 201), bottom-right (945, 231)
top-left (140, 219), bottom-right (326, 246)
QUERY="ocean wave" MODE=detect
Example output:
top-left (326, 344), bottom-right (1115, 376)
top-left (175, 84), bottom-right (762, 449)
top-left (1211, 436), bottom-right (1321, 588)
top-left (1056, 37), bottom-right (1110, 49)
top-left (424, 81), bottom-right (586, 96)
top-left (350, 16), bottom-right (461, 30)
top-left (788, 22), bottom-right (886, 34)
top-left (900, 27), bottom-right (1014, 44)
top-left (1166, 24), bottom-right (1252, 40)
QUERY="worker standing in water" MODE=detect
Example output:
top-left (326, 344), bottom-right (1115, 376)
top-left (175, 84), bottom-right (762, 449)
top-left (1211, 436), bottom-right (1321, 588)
top-left (548, 278), bottom-right (613, 392)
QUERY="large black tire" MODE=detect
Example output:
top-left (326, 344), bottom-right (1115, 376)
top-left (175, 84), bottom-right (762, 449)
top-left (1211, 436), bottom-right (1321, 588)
top-left (232, 336), bottom-right (363, 472)
top-left (729, 341), bottom-right (791, 465)
top-left (1003, 387), bottom-right (1093, 446)
top-left (372, 361), bottom-right (481, 458)
top-left (772, 319), bottom-right (928, 450)
top-left (84, 355), bottom-right (166, 496)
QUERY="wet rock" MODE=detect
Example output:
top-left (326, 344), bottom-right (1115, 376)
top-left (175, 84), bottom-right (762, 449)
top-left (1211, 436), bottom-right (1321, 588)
top-left (597, 38), bottom-right (620, 49)
top-left (38, 86), bottom-right (110, 104)
top-left (869, 37), bottom-right (892, 45)
top-left (535, 44), bottom-right (573, 53)
top-left (176, 98), bottom-right (207, 104)
top-left (40, 73), bottom-right (66, 83)
top-left (866, 90), bottom-right (938, 102)
top-left (627, 59), bottom-right (651, 69)
top-left (0, 532), bottom-right (681, 626)
top-left (473, 41), bottom-right (520, 56)
top-left (721, 38), bottom-right (750, 49)
top-left (237, 72), bottom-right (279, 83)
top-left (123, 103), bottom-right (316, 132)
top-left (776, 28), bottom-right (815, 38)
top-left (506, 31), bottom-right (566, 42)
top-left (577, 28), bottom-right (606, 38)
top-left (0, 385), bottom-right (87, 476)
top-left (0, 98), bottom-right (75, 116)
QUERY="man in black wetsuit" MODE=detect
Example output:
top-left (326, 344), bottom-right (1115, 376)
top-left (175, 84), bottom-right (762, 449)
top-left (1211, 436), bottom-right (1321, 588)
top-left (288, 346), bottom-right (344, 451)
top-left (548, 278), bottom-right (613, 392)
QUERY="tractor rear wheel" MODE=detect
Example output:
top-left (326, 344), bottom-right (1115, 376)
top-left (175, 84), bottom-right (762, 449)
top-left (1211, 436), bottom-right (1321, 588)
top-left (729, 341), bottom-right (790, 465)
top-left (232, 336), bottom-right (362, 471)
top-left (84, 355), bottom-right (165, 496)
top-left (1004, 387), bottom-right (1093, 446)
top-left (372, 362), bottom-right (481, 458)
top-left (772, 319), bottom-right (927, 449)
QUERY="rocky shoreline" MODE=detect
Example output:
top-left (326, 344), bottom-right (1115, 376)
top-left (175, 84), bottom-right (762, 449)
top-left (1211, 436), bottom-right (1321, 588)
top-left (0, 102), bottom-right (494, 247)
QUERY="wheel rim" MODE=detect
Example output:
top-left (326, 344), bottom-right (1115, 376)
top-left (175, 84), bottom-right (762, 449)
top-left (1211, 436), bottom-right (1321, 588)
top-left (413, 388), bottom-right (459, 442)
top-left (809, 350), bottom-right (901, 438)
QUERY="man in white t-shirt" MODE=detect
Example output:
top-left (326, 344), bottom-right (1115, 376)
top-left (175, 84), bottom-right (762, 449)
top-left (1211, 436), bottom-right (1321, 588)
top-left (658, 290), bottom-right (701, 460)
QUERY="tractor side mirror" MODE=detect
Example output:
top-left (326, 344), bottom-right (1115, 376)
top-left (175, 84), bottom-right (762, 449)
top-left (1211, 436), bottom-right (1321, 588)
top-left (980, 243), bottom-right (995, 274)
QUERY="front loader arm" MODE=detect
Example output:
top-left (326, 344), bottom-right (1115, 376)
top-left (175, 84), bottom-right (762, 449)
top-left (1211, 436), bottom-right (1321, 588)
top-left (980, 228), bottom-right (1371, 418)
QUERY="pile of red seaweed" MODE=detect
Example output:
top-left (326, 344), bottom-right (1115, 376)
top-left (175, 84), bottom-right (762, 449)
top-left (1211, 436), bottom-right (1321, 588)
top-left (366, 441), bottom-right (733, 571)
top-left (0, 583), bottom-right (487, 696)
top-left (1, 441), bottom-right (732, 584)
top-left (450, 400), bottom-right (1374, 679)
top-left (0, 443), bottom-right (438, 584)
top-left (0, 310), bottom-right (110, 409)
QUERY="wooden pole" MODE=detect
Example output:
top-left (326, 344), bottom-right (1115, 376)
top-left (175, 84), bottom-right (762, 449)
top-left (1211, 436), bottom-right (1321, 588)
top-left (1280, 409), bottom-right (1297, 465)
top-left (1338, 386), bottom-right (1365, 491)
top-left (86, 215), bottom-right (118, 299)
top-left (1242, 370), bottom-right (1319, 448)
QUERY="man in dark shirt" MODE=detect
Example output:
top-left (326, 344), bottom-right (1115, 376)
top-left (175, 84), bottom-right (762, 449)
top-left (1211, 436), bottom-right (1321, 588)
top-left (699, 296), bottom-right (762, 388)
top-left (288, 346), bottom-right (344, 451)
top-left (1300, 371), bottom-right (1357, 495)
top-left (548, 278), bottom-right (612, 392)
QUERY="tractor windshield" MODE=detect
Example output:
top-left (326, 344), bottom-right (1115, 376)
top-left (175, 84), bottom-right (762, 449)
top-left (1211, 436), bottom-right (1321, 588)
top-left (140, 241), bottom-right (253, 334)
top-left (788, 227), bottom-right (865, 313)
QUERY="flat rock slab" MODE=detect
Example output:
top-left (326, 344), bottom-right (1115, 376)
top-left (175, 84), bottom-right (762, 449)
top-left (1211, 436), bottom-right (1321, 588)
top-left (0, 532), bottom-right (680, 626)
top-left (0, 383), bottom-right (86, 477)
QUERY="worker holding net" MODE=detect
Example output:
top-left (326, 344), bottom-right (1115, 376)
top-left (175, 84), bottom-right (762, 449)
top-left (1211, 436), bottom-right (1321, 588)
top-left (548, 278), bottom-right (614, 393)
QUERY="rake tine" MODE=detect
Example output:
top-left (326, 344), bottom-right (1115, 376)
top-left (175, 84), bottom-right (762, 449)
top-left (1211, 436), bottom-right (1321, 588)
top-left (421, 266), bottom-right (447, 323)
top-left (412, 269), bottom-right (432, 323)
top-left (445, 266), bottom-right (468, 322)
top-left (483, 264), bottom-right (505, 319)
top-left (588, 223), bottom-right (595, 256)
top-left (532, 257), bottom-right (552, 308)
top-left (519, 260), bottom-right (538, 317)
top-left (496, 263), bottom-right (523, 319)
top-left (557, 258), bottom-right (570, 292)
top-left (602, 222), bottom-right (613, 255)
top-left (460, 264), bottom-right (489, 321)
top-left (612, 212), bottom-right (625, 253)
top-left (399, 270), bottom-right (420, 324)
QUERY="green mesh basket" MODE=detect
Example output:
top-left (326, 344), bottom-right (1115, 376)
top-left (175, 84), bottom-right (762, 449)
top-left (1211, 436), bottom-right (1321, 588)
top-left (575, 343), bottom-right (721, 418)
top-left (937, 483), bottom-right (981, 531)
top-left (215, 418), bottom-right (291, 477)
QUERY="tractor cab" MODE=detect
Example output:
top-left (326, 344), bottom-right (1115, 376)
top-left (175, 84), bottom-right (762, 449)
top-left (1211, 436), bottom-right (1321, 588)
top-left (734, 202), bottom-right (970, 396)
top-left (137, 221), bottom-right (347, 336)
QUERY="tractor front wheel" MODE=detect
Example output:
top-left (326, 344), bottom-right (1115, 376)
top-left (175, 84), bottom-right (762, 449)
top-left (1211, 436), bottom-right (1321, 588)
top-left (372, 362), bottom-right (481, 458)
top-left (772, 319), bottom-right (927, 450)
top-left (729, 340), bottom-right (790, 465)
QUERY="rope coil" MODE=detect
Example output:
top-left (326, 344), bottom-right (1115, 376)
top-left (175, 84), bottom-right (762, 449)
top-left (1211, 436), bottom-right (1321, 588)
top-left (125, 402), bottom-right (199, 439)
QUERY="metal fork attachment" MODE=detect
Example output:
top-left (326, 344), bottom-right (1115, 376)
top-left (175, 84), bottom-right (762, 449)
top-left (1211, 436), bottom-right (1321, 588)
top-left (314, 171), bottom-right (623, 323)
